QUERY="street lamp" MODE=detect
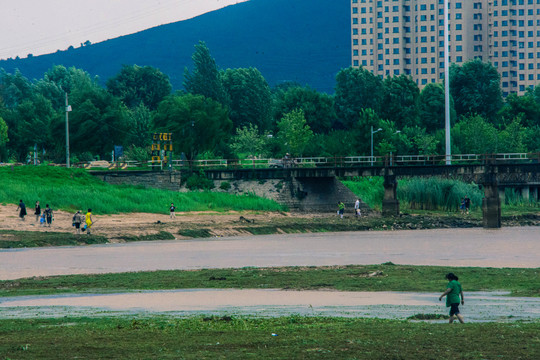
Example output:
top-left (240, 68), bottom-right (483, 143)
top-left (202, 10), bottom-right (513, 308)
top-left (444, 0), bottom-right (451, 165)
top-left (65, 93), bottom-right (72, 168)
top-left (370, 126), bottom-right (382, 166)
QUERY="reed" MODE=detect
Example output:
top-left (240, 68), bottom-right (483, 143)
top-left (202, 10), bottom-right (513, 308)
top-left (343, 177), bottom-right (484, 212)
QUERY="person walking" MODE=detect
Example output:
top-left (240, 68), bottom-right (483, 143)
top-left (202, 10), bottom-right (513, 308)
top-left (169, 203), bottom-right (176, 219)
top-left (85, 209), bottom-right (93, 235)
top-left (337, 201), bottom-right (345, 219)
top-left (439, 272), bottom-right (465, 324)
top-left (34, 201), bottom-right (41, 222)
top-left (464, 196), bottom-right (471, 214)
top-left (44, 204), bottom-right (53, 227)
top-left (354, 199), bottom-right (361, 217)
top-left (16, 200), bottom-right (27, 221)
top-left (459, 198), bottom-right (466, 214)
top-left (73, 210), bottom-right (83, 234)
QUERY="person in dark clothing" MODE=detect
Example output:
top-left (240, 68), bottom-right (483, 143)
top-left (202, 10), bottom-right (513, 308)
top-left (464, 196), bottom-right (471, 214)
top-left (34, 201), bottom-right (41, 222)
top-left (16, 200), bottom-right (27, 221)
top-left (44, 204), bottom-right (53, 227)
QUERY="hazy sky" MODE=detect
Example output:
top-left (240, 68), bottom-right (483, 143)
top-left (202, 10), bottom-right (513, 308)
top-left (0, 0), bottom-right (248, 60)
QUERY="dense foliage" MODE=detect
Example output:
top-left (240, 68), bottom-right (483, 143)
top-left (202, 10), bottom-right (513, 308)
top-left (1, 44), bottom-right (539, 163)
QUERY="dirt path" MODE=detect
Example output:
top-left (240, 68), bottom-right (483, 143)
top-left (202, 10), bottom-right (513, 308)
top-left (0, 290), bottom-right (538, 322)
top-left (0, 204), bottom-right (300, 240)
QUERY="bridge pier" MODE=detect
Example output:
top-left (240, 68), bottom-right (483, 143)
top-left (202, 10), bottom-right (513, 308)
top-left (382, 172), bottom-right (400, 217)
top-left (498, 188), bottom-right (506, 204)
top-left (521, 186), bottom-right (530, 201)
top-left (482, 168), bottom-right (501, 229)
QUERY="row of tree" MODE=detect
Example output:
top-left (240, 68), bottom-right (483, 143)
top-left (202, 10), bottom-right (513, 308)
top-left (0, 42), bottom-right (539, 163)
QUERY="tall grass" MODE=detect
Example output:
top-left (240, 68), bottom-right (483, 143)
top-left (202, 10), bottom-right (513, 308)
top-left (343, 177), bottom-right (483, 212)
top-left (0, 166), bottom-right (284, 214)
top-left (398, 177), bottom-right (483, 211)
top-left (341, 177), bottom-right (384, 210)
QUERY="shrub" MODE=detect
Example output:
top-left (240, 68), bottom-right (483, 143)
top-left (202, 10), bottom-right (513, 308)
top-left (220, 181), bottom-right (231, 191)
top-left (185, 170), bottom-right (215, 191)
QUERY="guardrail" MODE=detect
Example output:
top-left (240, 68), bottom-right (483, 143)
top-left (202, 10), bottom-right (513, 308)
top-left (24, 152), bottom-right (540, 170)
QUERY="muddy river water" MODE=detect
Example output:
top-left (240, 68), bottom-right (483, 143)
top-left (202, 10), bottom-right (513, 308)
top-left (1, 227), bottom-right (538, 321)
top-left (1, 227), bottom-right (538, 280)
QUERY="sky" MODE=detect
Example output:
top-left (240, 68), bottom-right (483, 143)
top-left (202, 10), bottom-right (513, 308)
top-left (0, 0), bottom-right (249, 60)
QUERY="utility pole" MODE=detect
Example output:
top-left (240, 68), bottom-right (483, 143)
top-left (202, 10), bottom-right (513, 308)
top-left (444, 0), bottom-right (451, 165)
top-left (65, 93), bottom-right (72, 168)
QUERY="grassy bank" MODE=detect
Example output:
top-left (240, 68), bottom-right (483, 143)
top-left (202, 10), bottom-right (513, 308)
top-left (0, 317), bottom-right (538, 359)
top-left (1, 265), bottom-right (538, 298)
top-left (0, 166), bottom-right (284, 214)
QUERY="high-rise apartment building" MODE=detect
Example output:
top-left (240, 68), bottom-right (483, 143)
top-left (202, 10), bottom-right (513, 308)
top-left (351, 0), bottom-right (540, 95)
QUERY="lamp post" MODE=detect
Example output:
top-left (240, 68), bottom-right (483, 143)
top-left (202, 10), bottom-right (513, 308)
top-left (444, 0), bottom-right (451, 165)
top-left (370, 126), bottom-right (382, 166)
top-left (65, 93), bottom-right (72, 168)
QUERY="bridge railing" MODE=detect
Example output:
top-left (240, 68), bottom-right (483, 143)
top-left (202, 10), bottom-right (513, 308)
top-left (70, 152), bottom-right (540, 170)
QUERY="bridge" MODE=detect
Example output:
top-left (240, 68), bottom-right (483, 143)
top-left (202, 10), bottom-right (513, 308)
top-left (92, 153), bottom-right (540, 229)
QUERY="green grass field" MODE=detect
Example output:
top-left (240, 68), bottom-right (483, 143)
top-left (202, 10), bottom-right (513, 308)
top-left (1, 265), bottom-right (538, 298)
top-left (0, 166), bottom-right (284, 214)
top-left (0, 317), bottom-right (538, 359)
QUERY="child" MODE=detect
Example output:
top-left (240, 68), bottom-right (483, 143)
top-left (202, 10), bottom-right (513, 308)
top-left (39, 213), bottom-right (46, 227)
top-left (34, 201), bottom-right (41, 222)
top-left (169, 203), bottom-right (176, 219)
top-left (85, 209), bottom-right (93, 235)
top-left (439, 272), bottom-right (465, 323)
top-left (337, 201), bottom-right (345, 219)
top-left (459, 198), bottom-right (466, 214)
top-left (44, 204), bottom-right (53, 227)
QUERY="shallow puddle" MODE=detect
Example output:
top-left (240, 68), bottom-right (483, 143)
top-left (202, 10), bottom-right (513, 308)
top-left (1, 289), bottom-right (538, 322)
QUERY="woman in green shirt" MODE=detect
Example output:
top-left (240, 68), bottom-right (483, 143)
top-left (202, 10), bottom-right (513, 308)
top-left (439, 272), bottom-right (465, 323)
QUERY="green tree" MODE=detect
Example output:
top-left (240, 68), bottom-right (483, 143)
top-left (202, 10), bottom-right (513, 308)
top-left (498, 92), bottom-right (540, 128)
top-left (183, 42), bottom-right (228, 105)
top-left (353, 108), bottom-right (383, 155)
top-left (403, 126), bottom-right (439, 155)
top-left (523, 125), bottom-right (540, 152)
top-left (0, 69), bottom-right (33, 109)
top-left (497, 117), bottom-right (526, 153)
top-left (0, 116), bottom-right (8, 161)
top-left (380, 75), bottom-right (420, 129)
top-left (230, 124), bottom-right (269, 158)
top-left (153, 93), bottom-right (232, 159)
top-left (334, 67), bottom-right (383, 129)
top-left (276, 109), bottom-right (313, 156)
top-left (221, 67), bottom-right (273, 131)
top-left (273, 85), bottom-right (336, 134)
top-left (125, 104), bottom-right (153, 148)
top-left (305, 131), bottom-right (358, 157)
top-left (15, 94), bottom-right (57, 155)
top-left (452, 115), bottom-right (498, 154)
top-left (450, 60), bottom-right (503, 122)
top-left (54, 68), bottom-right (129, 158)
top-left (417, 83), bottom-right (457, 133)
top-left (107, 64), bottom-right (172, 110)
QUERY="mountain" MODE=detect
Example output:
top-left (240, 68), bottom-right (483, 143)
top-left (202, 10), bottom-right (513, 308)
top-left (0, 0), bottom-right (350, 94)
